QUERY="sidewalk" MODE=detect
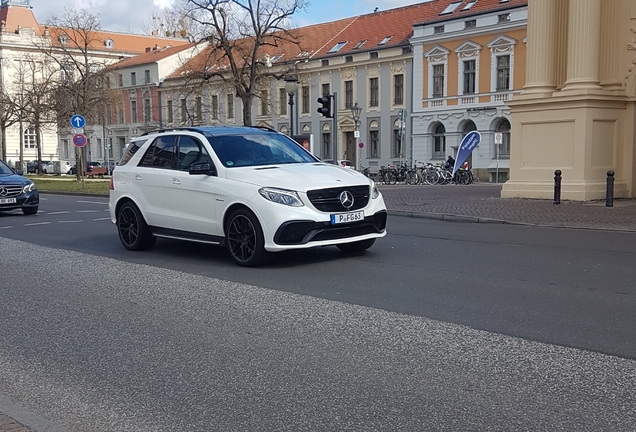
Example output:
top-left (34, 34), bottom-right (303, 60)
top-left (380, 183), bottom-right (636, 232)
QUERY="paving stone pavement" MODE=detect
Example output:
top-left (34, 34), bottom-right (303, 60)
top-left (380, 183), bottom-right (636, 232)
top-left (2, 183), bottom-right (635, 431)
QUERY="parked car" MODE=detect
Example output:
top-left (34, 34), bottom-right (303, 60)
top-left (109, 126), bottom-right (387, 266)
top-left (70, 161), bottom-right (101, 175)
top-left (104, 161), bottom-right (119, 175)
top-left (43, 161), bottom-right (72, 174)
top-left (0, 158), bottom-right (39, 215)
top-left (26, 160), bottom-right (48, 174)
top-left (322, 159), bottom-right (355, 169)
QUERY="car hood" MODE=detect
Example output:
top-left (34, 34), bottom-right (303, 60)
top-left (224, 162), bottom-right (371, 192)
top-left (0, 174), bottom-right (30, 186)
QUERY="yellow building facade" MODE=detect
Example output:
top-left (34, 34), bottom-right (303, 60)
top-left (502, 0), bottom-right (636, 200)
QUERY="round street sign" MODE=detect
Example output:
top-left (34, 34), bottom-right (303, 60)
top-left (495, 132), bottom-right (503, 145)
top-left (71, 114), bottom-right (86, 129)
top-left (358, 142), bottom-right (364, 148)
top-left (73, 133), bottom-right (87, 148)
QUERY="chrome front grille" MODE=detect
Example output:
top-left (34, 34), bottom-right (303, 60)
top-left (0, 184), bottom-right (23, 198)
top-left (306, 185), bottom-right (370, 212)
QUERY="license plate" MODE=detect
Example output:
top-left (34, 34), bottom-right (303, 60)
top-left (0, 198), bottom-right (16, 204)
top-left (331, 210), bottom-right (364, 224)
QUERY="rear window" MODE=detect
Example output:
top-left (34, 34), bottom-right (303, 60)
top-left (119, 139), bottom-right (147, 166)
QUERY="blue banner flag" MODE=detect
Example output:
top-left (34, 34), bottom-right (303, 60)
top-left (452, 131), bottom-right (481, 175)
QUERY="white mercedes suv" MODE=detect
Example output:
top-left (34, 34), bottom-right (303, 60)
top-left (109, 126), bottom-right (387, 266)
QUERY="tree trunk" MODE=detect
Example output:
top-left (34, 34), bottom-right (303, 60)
top-left (36, 122), bottom-right (43, 175)
top-left (1, 126), bottom-right (6, 161)
top-left (241, 95), bottom-right (253, 126)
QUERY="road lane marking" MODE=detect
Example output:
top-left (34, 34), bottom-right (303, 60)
top-left (46, 211), bottom-right (70, 215)
top-left (0, 226), bottom-right (13, 229)
top-left (78, 210), bottom-right (99, 213)
top-left (93, 217), bottom-right (110, 221)
top-left (24, 222), bottom-right (50, 226)
top-left (77, 200), bottom-right (108, 205)
top-left (59, 220), bottom-right (83, 223)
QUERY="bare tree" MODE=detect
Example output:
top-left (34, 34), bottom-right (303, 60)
top-left (182, 0), bottom-right (306, 126)
top-left (0, 88), bottom-right (18, 162)
top-left (143, 6), bottom-right (206, 40)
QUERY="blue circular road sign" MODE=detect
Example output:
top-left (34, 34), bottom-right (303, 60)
top-left (73, 133), bottom-right (87, 147)
top-left (71, 115), bottom-right (86, 129)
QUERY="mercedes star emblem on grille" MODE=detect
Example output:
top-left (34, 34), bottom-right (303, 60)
top-left (339, 190), bottom-right (354, 209)
top-left (0, 187), bottom-right (7, 197)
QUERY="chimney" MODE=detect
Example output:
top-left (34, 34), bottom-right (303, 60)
top-left (151, 30), bottom-right (157, 36)
top-left (145, 47), bottom-right (151, 53)
top-left (154, 44), bottom-right (158, 50)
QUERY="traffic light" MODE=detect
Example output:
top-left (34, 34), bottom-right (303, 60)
top-left (317, 95), bottom-right (333, 118)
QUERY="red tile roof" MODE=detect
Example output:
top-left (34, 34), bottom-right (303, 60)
top-left (110, 43), bottom-right (197, 69)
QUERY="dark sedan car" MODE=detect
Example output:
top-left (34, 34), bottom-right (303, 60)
top-left (0, 159), bottom-right (39, 215)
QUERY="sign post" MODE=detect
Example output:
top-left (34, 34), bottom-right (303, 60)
top-left (494, 132), bottom-right (503, 184)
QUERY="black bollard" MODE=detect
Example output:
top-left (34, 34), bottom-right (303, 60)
top-left (553, 170), bottom-right (562, 205)
top-left (606, 170), bottom-right (615, 207)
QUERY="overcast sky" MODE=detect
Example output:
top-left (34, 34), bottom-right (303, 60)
top-left (29, 0), bottom-right (419, 35)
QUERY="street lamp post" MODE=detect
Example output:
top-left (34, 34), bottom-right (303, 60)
top-left (284, 76), bottom-right (299, 137)
top-left (351, 102), bottom-right (361, 171)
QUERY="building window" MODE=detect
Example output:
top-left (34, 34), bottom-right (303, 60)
top-left (211, 95), bottom-right (219, 120)
top-left (131, 100), bottom-right (137, 122)
top-left (301, 85), bottom-right (309, 114)
top-left (131, 72), bottom-right (136, 86)
top-left (369, 78), bottom-right (379, 107)
top-left (353, 40), bottom-right (366, 50)
top-left (227, 94), bottom-right (234, 119)
top-left (402, 46), bottom-right (412, 55)
top-left (497, 119), bottom-right (511, 157)
top-left (370, 52), bottom-right (378, 59)
top-left (322, 83), bottom-right (330, 96)
top-left (144, 98), bottom-right (151, 122)
top-left (279, 88), bottom-right (287, 115)
top-left (433, 123), bottom-right (446, 158)
top-left (117, 103), bottom-right (124, 123)
top-left (260, 90), bottom-right (269, 116)
top-left (498, 13), bottom-right (511, 22)
top-left (378, 36), bottom-right (392, 45)
top-left (394, 74), bottom-right (404, 105)
top-left (62, 139), bottom-right (69, 159)
top-left (392, 128), bottom-right (402, 158)
top-left (195, 96), bottom-right (202, 121)
top-left (167, 100), bottom-right (173, 123)
top-left (321, 59), bottom-right (329, 67)
top-left (465, 19), bottom-right (476, 28)
top-left (368, 130), bottom-right (380, 159)
top-left (322, 132), bottom-right (331, 159)
top-left (23, 128), bottom-right (36, 149)
top-left (463, 60), bottom-right (476, 94)
top-left (328, 41), bottom-right (347, 53)
top-left (497, 55), bottom-right (510, 91)
top-left (345, 80), bottom-right (353, 109)
top-left (181, 98), bottom-right (187, 123)
top-left (345, 55), bottom-right (353, 63)
top-left (434, 26), bottom-right (445, 34)
top-left (118, 74), bottom-right (123, 87)
top-left (433, 64), bottom-right (445, 97)
top-left (144, 70), bottom-right (151, 84)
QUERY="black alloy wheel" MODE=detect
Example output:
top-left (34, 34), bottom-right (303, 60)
top-left (225, 208), bottom-right (271, 267)
top-left (117, 202), bottom-right (156, 251)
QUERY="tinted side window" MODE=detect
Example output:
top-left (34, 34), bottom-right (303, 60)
top-left (176, 136), bottom-right (212, 171)
top-left (119, 139), bottom-right (146, 166)
top-left (139, 136), bottom-right (177, 168)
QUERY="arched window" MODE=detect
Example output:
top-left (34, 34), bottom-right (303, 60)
top-left (462, 121), bottom-right (477, 136)
top-left (433, 123), bottom-right (446, 158)
top-left (496, 119), bottom-right (511, 157)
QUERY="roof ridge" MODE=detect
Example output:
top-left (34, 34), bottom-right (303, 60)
top-left (309, 16), bottom-right (359, 59)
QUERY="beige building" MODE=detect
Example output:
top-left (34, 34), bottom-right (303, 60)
top-left (502, 0), bottom-right (636, 200)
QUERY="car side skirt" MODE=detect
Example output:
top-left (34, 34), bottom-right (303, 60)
top-left (150, 226), bottom-right (225, 246)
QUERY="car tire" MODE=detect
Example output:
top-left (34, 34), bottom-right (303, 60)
top-left (225, 208), bottom-right (271, 267)
top-left (22, 206), bottom-right (38, 215)
top-left (336, 238), bottom-right (376, 253)
top-left (116, 201), bottom-right (156, 251)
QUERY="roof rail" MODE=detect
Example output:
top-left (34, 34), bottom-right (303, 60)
top-left (140, 127), bottom-right (200, 136)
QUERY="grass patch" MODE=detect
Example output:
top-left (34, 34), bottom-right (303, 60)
top-left (30, 177), bottom-right (109, 196)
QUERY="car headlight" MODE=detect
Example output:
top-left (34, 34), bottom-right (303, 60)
top-left (23, 183), bottom-right (37, 193)
top-left (371, 181), bottom-right (380, 199)
top-left (258, 187), bottom-right (304, 207)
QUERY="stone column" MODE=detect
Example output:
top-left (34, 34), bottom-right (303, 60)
top-left (562, 0), bottom-right (602, 91)
top-left (599, 0), bottom-right (622, 91)
top-left (522, 0), bottom-right (558, 95)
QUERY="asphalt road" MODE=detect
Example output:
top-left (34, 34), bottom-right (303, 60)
top-left (0, 194), bottom-right (635, 431)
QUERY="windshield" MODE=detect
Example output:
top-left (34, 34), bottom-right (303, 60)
top-left (0, 160), bottom-right (15, 175)
top-left (207, 133), bottom-right (319, 168)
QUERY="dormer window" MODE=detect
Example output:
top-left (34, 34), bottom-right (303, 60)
top-left (59, 35), bottom-right (68, 45)
top-left (378, 36), bottom-right (392, 46)
top-left (104, 38), bottom-right (114, 48)
top-left (462, 1), bottom-right (477, 10)
top-left (328, 42), bottom-right (347, 53)
top-left (440, 1), bottom-right (462, 15)
top-left (353, 40), bottom-right (367, 50)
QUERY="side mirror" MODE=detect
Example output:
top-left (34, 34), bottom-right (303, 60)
top-left (189, 162), bottom-right (217, 176)
top-left (15, 169), bottom-right (24, 176)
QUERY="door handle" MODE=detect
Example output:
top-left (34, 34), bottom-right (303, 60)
top-left (172, 178), bottom-right (181, 185)
top-left (134, 174), bottom-right (142, 181)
